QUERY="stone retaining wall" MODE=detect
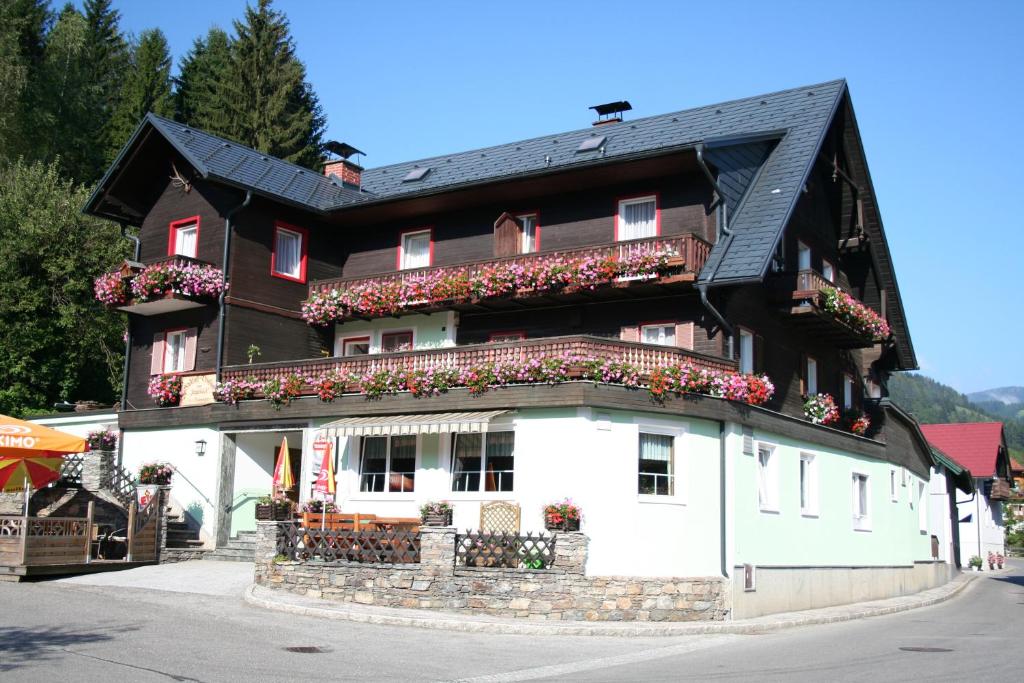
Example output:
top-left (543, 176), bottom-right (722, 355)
top-left (254, 522), bottom-right (729, 622)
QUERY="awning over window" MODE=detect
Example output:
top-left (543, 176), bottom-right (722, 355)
top-left (319, 411), bottom-right (511, 438)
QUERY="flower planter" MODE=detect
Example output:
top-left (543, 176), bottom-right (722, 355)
top-left (421, 511), bottom-right (452, 527)
top-left (256, 503), bottom-right (293, 521)
top-left (545, 518), bottom-right (580, 532)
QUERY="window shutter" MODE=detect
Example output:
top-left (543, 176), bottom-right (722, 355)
top-left (493, 212), bottom-right (520, 258)
top-left (753, 334), bottom-right (765, 374)
top-left (675, 322), bottom-right (694, 350)
top-left (742, 426), bottom-right (754, 456)
top-left (184, 328), bottom-right (199, 371)
top-left (620, 326), bottom-right (639, 343)
top-left (150, 333), bottom-right (165, 375)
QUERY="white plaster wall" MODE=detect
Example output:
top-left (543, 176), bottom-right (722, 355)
top-left (30, 413), bottom-right (118, 439)
top-left (958, 484), bottom-right (1005, 564)
top-left (121, 425), bottom-right (221, 543)
top-left (928, 467), bottom-right (954, 563)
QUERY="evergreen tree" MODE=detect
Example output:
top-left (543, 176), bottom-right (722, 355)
top-left (81, 0), bottom-right (129, 180)
top-left (223, 0), bottom-right (325, 168)
top-left (0, 0), bottom-right (52, 164)
top-left (0, 159), bottom-right (129, 416)
top-left (108, 28), bottom-right (174, 158)
top-left (175, 27), bottom-right (233, 134)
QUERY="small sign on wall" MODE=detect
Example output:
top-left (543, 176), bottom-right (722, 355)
top-left (743, 563), bottom-right (756, 592)
top-left (180, 373), bottom-right (217, 407)
top-left (137, 485), bottom-right (158, 508)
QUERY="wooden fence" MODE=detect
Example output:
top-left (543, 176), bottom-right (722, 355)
top-left (0, 502), bottom-right (94, 567)
top-left (127, 492), bottom-right (160, 562)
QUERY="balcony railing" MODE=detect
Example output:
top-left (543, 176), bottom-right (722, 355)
top-left (304, 234), bottom-right (712, 324)
top-left (779, 269), bottom-right (890, 347)
top-left (221, 334), bottom-right (737, 386)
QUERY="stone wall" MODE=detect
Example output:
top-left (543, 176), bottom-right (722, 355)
top-left (254, 522), bottom-right (729, 622)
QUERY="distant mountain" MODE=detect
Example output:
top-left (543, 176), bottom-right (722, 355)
top-left (888, 373), bottom-right (1023, 460)
top-left (967, 386), bottom-right (1024, 406)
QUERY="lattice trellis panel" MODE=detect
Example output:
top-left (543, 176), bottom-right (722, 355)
top-left (277, 524), bottom-right (421, 564)
top-left (479, 501), bottom-right (520, 533)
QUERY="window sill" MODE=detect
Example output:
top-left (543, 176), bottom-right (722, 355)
top-left (800, 511), bottom-right (819, 519)
top-left (638, 495), bottom-right (685, 506)
top-left (758, 507), bottom-right (780, 515)
top-left (445, 491), bottom-right (516, 501)
top-left (347, 494), bottom-right (417, 502)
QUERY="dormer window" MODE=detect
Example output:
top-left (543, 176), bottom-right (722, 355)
top-left (616, 195), bottom-right (659, 240)
top-left (398, 228), bottom-right (433, 270)
top-left (169, 216), bottom-right (200, 258)
top-left (271, 222), bottom-right (308, 283)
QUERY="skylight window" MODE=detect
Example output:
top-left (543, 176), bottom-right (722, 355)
top-left (402, 167), bottom-right (431, 182)
top-left (576, 135), bottom-right (606, 153)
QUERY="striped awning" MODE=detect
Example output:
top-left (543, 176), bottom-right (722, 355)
top-left (319, 411), bottom-right (511, 437)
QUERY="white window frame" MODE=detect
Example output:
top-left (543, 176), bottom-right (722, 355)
top-left (806, 357), bottom-right (818, 395)
top-left (356, 435), bottom-right (420, 495)
top-left (517, 213), bottom-right (538, 254)
top-left (272, 225), bottom-right (305, 280)
top-left (172, 222), bottom-right (198, 258)
top-left (799, 453), bottom-right (818, 517)
top-left (738, 329), bottom-right (754, 375)
top-left (797, 241), bottom-right (811, 271)
top-left (890, 469), bottom-right (899, 502)
top-left (399, 229), bottom-right (432, 270)
top-left (617, 195), bottom-right (658, 241)
top-left (852, 471), bottom-right (871, 531)
top-left (822, 259), bottom-right (835, 282)
top-left (449, 430), bottom-right (516, 494)
top-left (340, 336), bottom-right (371, 357)
top-left (843, 374), bottom-right (855, 410)
top-left (381, 329), bottom-right (415, 354)
top-left (636, 421), bottom-right (687, 504)
top-left (641, 323), bottom-right (676, 347)
top-left (163, 329), bottom-right (187, 373)
top-left (757, 444), bottom-right (779, 513)
top-left (917, 480), bottom-right (928, 532)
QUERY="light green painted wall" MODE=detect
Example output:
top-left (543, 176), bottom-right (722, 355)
top-left (733, 429), bottom-right (932, 567)
top-left (334, 312), bottom-right (452, 353)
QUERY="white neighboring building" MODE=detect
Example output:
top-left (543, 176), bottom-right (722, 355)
top-left (922, 422), bottom-right (1012, 566)
top-left (29, 411), bottom-right (117, 440)
top-left (928, 448), bottom-right (974, 567)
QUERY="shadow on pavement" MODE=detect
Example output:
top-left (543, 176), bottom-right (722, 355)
top-left (0, 624), bottom-right (138, 673)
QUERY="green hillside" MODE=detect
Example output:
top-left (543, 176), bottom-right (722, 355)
top-left (888, 373), bottom-right (1024, 461)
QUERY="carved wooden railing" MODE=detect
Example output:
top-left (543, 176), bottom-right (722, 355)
top-left (0, 503), bottom-right (94, 567)
top-left (222, 334), bottom-right (737, 385)
top-left (127, 492), bottom-right (160, 562)
top-left (309, 234), bottom-right (712, 296)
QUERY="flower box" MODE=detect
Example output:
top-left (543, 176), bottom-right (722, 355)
top-left (256, 502), bottom-right (293, 521)
top-left (421, 511), bottom-right (452, 527)
top-left (544, 518), bottom-right (580, 532)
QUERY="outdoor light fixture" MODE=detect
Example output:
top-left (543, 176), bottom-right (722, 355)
top-left (195, 439), bottom-right (207, 457)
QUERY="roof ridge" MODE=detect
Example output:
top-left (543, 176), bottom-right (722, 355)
top-left (360, 79), bottom-right (847, 174)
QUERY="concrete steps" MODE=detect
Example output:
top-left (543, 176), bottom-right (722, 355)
top-left (204, 531), bottom-right (256, 562)
top-left (165, 514), bottom-right (203, 549)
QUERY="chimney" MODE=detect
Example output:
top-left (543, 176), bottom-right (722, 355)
top-left (589, 100), bottom-right (632, 127)
top-left (323, 141), bottom-right (365, 189)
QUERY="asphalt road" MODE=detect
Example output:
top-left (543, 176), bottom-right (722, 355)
top-left (1, 562), bottom-right (1020, 682)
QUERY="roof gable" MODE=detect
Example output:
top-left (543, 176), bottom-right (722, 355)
top-left (920, 422), bottom-right (1007, 478)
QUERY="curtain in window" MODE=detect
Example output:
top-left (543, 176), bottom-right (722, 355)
top-left (451, 433), bottom-right (482, 492)
top-left (520, 215), bottom-right (537, 253)
top-left (360, 437), bottom-right (387, 492)
top-left (389, 435), bottom-right (416, 492)
top-left (164, 332), bottom-right (185, 372)
top-left (757, 449), bottom-right (771, 508)
top-left (484, 431), bottom-right (515, 492)
top-left (639, 433), bottom-right (673, 495)
top-left (853, 475), bottom-right (867, 517)
top-left (275, 229), bottom-right (301, 277)
top-left (403, 232), bottom-right (431, 268)
top-left (620, 199), bottom-right (656, 240)
top-left (175, 225), bottom-right (197, 257)
top-left (642, 325), bottom-right (675, 346)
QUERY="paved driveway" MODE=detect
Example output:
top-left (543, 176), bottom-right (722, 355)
top-left (55, 560), bottom-right (254, 597)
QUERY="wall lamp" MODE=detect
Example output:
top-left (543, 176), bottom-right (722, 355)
top-left (195, 439), bottom-right (207, 457)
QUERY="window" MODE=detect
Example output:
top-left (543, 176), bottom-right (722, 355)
top-left (866, 379), bottom-right (882, 399)
top-left (797, 241), bottom-right (811, 271)
top-left (168, 217), bottom-right (199, 258)
top-left (381, 331), bottom-right (413, 353)
top-left (799, 453), bottom-right (817, 515)
top-left (399, 228), bottom-right (432, 270)
top-left (616, 195), bottom-right (658, 240)
top-left (852, 473), bottom-right (870, 530)
top-left (359, 435), bottom-right (416, 493)
top-left (806, 357), bottom-right (818, 395)
top-left (757, 445), bottom-right (778, 511)
top-left (163, 329), bottom-right (187, 373)
top-left (641, 323), bottom-right (676, 347)
top-left (518, 214), bottom-right (539, 254)
top-left (451, 432), bottom-right (515, 492)
top-left (843, 374), bottom-right (855, 410)
top-left (489, 331), bottom-right (526, 343)
top-left (638, 433), bottom-right (674, 496)
top-left (271, 223), bottom-right (308, 282)
top-left (918, 481), bottom-right (927, 531)
top-left (890, 469), bottom-right (899, 502)
top-left (738, 329), bottom-right (754, 375)
top-left (822, 259), bottom-right (835, 282)
top-left (341, 336), bottom-right (370, 356)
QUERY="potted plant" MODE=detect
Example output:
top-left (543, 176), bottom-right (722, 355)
top-left (255, 494), bottom-right (293, 521)
top-left (138, 462), bottom-right (173, 485)
top-left (997, 552), bottom-right (1005, 569)
top-left (86, 429), bottom-right (118, 452)
top-left (968, 555), bottom-right (983, 571)
top-left (300, 499), bottom-right (339, 526)
top-left (420, 501), bottom-right (453, 526)
top-left (987, 551), bottom-right (996, 570)
top-left (544, 498), bottom-right (582, 531)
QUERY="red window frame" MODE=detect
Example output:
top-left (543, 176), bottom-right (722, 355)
top-left (340, 335), bottom-right (371, 357)
top-left (613, 193), bottom-right (661, 241)
top-left (514, 211), bottom-right (541, 253)
top-left (396, 227), bottom-right (434, 270)
top-left (381, 330), bottom-right (414, 353)
top-left (161, 326), bottom-right (190, 374)
top-left (167, 216), bottom-right (201, 258)
top-left (270, 221), bottom-right (309, 283)
top-left (488, 330), bottom-right (527, 343)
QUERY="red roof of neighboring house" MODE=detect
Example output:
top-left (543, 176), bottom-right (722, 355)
top-left (920, 422), bottom-right (1005, 478)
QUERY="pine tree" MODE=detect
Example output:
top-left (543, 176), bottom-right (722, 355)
top-left (81, 0), bottom-right (129, 180)
top-left (175, 27), bottom-right (233, 134)
top-left (0, 0), bottom-right (52, 165)
top-left (223, 0), bottom-right (325, 168)
top-left (108, 28), bottom-right (174, 159)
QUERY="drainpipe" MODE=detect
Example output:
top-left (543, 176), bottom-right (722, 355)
top-left (698, 283), bottom-right (734, 358)
top-left (719, 421), bottom-right (729, 579)
top-left (119, 223), bottom-right (140, 412)
top-left (215, 191), bottom-right (252, 381)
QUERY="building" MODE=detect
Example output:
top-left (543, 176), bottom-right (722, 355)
top-left (921, 422), bottom-right (1013, 565)
top-left (85, 79), bottom-right (953, 617)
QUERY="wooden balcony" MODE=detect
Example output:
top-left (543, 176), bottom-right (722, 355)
top-left (308, 234), bottom-right (712, 321)
top-left (104, 255), bottom-right (224, 316)
top-left (221, 334), bottom-right (737, 388)
top-left (989, 478), bottom-right (1013, 501)
top-left (775, 269), bottom-right (882, 348)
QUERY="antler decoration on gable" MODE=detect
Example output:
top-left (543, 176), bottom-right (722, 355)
top-left (170, 162), bottom-right (193, 193)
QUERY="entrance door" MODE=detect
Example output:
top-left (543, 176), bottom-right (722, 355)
top-left (228, 431), bottom-right (302, 538)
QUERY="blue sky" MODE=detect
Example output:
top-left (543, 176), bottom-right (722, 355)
top-left (105, 0), bottom-right (1022, 393)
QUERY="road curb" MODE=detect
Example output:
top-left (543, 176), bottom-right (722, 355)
top-left (244, 571), bottom-right (978, 637)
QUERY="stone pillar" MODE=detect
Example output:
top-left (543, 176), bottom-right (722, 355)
top-left (82, 450), bottom-right (115, 492)
top-left (157, 486), bottom-right (171, 559)
top-left (553, 532), bottom-right (588, 575)
top-left (418, 526), bottom-right (456, 577)
top-left (254, 521), bottom-right (281, 586)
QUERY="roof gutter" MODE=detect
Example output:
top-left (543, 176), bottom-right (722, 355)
top-left (215, 190), bottom-right (252, 381)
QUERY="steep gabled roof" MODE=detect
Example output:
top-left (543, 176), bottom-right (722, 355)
top-left (921, 422), bottom-right (1007, 478)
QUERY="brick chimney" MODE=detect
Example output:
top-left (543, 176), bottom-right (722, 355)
top-left (323, 158), bottom-right (362, 188)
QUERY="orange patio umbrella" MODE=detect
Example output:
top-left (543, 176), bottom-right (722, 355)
top-left (272, 436), bottom-right (294, 493)
top-left (0, 414), bottom-right (86, 492)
